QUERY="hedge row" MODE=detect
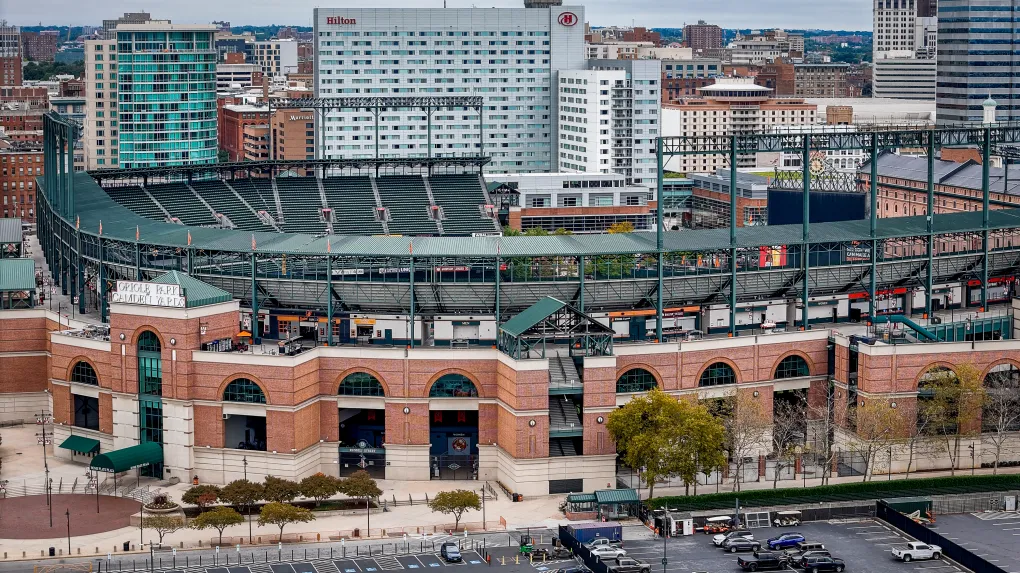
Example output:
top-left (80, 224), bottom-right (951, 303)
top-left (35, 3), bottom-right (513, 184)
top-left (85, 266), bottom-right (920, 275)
top-left (646, 473), bottom-right (1020, 512)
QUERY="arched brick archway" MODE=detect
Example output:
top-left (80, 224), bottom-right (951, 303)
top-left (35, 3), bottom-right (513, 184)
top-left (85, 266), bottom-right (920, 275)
top-left (770, 350), bottom-right (815, 378)
top-left (129, 327), bottom-right (167, 349)
top-left (980, 359), bottom-right (1020, 381)
top-left (424, 368), bottom-right (483, 399)
top-left (333, 367), bottom-right (392, 397)
top-left (695, 357), bottom-right (743, 385)
top-left (63, 356), bottom-right (102, 385)
top-left (912, 362), bottom-right (959, 387)
top-left (216, 374), bottom-right (271, 405)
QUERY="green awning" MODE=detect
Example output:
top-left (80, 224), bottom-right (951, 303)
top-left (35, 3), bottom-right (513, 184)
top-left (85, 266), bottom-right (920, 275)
top-left (90, 442), bottom-right (163, 473)
top-left (566, 493), bottom-right (597, 503)
top-left (595, 489), bottom-right (640, 505)
top-left (59, 435), bottom-right (100, 454)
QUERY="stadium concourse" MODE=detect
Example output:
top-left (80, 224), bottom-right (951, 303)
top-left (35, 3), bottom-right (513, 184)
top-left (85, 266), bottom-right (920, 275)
top-left (4, 113), bottom-right (1020, 497)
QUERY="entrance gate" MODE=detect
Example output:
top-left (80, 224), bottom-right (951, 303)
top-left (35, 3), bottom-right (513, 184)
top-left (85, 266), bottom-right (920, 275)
top-left (338, 444), bottom-right (386, 478)
top-left (431, 454), bottom-right (477, 480)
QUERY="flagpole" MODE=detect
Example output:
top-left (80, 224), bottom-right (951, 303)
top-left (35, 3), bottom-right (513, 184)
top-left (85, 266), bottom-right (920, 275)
top-left (408, 241), bottom-right (415, 349)
top-left (326, 239), bottom-right (333, 347)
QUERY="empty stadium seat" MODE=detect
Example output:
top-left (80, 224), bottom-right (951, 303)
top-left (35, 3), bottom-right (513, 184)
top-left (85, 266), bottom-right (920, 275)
top-left (230, 178), bottom-right (277, 217)
top-left (275, 177), bottom-right (328, 234)
top-left (190, 180), bottom-right (270, 231)
top-left (103, 185), bottom-right (166, 220)
top-left (146, 183), bottom-right (217, 226)
top-left (375, 175), bottom-right (439, 235)
top-left (321, 176), bottom-right (385, 235)
top-left (429, 174), bottom-right (498, 235)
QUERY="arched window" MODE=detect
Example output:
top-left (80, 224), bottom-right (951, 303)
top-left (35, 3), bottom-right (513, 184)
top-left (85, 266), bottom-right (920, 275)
top-left (137, 330), bottom-right (162, 396)
top-left (71, 361), bottom-right (99, 385)
top-left (699, 362), bottom-right (736, 387)
top-left (616, 368), bottom-right (657, 393)
top-left (918, 366), bottom-right (957, 435)
top-left (774, 355), bottom-right (809, 379)
top-left (983, 364), bottom-right (1020, 432)
top-left (429, 374), bottom-right (479, 398)
top-left (338, 372), bottom-right (385, 396)
top-left (223, 378), bottom-right (267, 404)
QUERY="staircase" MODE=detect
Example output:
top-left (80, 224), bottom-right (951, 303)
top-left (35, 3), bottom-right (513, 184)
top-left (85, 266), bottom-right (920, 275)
top-left (549, 396), bottom-right (582, 433)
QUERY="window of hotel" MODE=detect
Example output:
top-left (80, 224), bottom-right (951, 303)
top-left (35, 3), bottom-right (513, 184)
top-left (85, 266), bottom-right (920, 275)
top-left (774, 355), bottom-right (809, 379)
top-left (699, 362), bottom-right (736, 387)
top-left (338, 372), bottom-right (385, 396)
top-left (223, 378), bottom-right (267, 404)
top-left (429, 374), bottom-right (478, 397)
top-left (616, 368), bottom-right (657, 393)
top-left (71, 361), bottom-right (99, 385)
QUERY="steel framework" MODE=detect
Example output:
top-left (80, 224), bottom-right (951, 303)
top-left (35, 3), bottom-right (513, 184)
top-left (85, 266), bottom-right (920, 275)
top-left (38, 113), bottom-right (1020, 346)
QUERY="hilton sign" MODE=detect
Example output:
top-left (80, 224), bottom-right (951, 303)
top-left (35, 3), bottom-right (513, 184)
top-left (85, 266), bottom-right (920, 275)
top-left (326, 17), bottom-right (357, 25)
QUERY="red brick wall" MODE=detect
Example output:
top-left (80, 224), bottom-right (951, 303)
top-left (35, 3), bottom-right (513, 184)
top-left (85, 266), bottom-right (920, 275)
top-left (496, 406), bottom-right (547, 458)
top-left (194, 404), bottom-right (223, 448)
top-left (384, 402), bottom-right (429, 445)
top-left (51, 384), bottom-right (71, 425)
top-left (267, 410), bottom-right (295, 452)
top-left (99, 393), bottom-right (113, 434)
top-left (294, 402), bottom-right (320, 451)
top-left (618, 353), bottom-right (675, 390)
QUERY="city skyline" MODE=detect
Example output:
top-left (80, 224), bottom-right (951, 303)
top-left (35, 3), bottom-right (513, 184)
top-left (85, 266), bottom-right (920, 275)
top-left (5, 0), bottom-right (875, 31)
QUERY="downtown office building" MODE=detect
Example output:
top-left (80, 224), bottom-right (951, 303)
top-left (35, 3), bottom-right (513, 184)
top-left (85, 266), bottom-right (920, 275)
top-left (313, 6), bottom-right (585, 173)
top-left (936, 0), bottom-right (1020, 124)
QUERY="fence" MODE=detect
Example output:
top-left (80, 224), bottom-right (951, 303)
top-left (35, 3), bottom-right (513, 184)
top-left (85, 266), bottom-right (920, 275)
top-left (557, 525), bottom-right (610, 573)
top-left (214, 521), bottom-right (508, 546)
top-left (94, 537), bottom-right (492, 573)
top-left (876, 500), bottom-right (1007, 573)
top-left (931, 490), bottom-right (1020, 514)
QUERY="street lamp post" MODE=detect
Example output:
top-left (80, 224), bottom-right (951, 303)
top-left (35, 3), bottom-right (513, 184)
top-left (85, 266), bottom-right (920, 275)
top-left (480, 486), bottom-right (486, 530)
top-left (65, 508), bottom-right (71, 555)
top-left (969, 444), bottom-right (976, 475)
top-left (243, 456), bottom-right (251, 544)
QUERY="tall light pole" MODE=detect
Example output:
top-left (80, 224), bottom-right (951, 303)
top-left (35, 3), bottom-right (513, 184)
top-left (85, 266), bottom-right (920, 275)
top-left (243, 455), bottom-right (251, 544)
top-left (65, 508), bottom-right (71, 555)
top-left (480, 486), bottom-right (486, 530)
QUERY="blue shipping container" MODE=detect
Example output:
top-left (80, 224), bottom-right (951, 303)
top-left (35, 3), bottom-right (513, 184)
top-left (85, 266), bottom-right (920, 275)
top-left (566, 522), bottom-right (624, 544)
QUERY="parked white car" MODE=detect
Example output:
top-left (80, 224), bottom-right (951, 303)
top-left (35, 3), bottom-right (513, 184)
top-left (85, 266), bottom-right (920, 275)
top-left (590, 546), bottom-right (627, 559)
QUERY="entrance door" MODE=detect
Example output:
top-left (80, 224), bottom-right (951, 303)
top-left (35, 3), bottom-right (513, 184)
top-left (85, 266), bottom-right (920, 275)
top-left (429, 410), bottom-right (478, 480)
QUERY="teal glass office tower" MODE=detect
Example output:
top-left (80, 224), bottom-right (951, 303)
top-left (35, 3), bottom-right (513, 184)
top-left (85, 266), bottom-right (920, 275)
top-left (116, 24), bottom-right (218, 168)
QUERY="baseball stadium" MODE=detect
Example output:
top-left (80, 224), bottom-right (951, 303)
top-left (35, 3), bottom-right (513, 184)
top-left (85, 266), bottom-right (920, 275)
top-left (4, 106), bottom-right (1020, 496)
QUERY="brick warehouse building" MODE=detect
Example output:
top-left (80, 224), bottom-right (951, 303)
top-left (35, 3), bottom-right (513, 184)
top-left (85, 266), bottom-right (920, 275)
top-left (3, 277), bottom-right (1016, 494)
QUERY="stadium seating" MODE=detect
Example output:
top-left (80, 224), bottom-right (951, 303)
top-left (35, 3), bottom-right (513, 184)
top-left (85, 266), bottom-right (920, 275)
top-left (189, 180), bottom-right (269, 231)
top-left (321, 176), bottom-right (385, 235)
top-left (104, 185), bottom-right (167, 220)
top-left (429, 174), bottom-right (498, 235)
top-left (375, 175), bottom-right (439, 235)
top-left (230, 178), bottom-right (277, 218)
top-left (146, 183), bottom-right (218, 226)
top-left (275, 177), bottom-right (328, 234)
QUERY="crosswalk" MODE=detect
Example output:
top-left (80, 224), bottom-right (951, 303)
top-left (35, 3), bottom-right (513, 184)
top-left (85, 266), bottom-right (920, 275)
top-left (374, 556), bottom-right (403, 570)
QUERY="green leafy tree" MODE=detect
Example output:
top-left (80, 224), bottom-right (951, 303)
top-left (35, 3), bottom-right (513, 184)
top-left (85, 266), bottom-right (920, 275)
top-left (299, 473), bottom-right (341, 506)
top-left (181, 485), bottom-right (221, 512)
top-left (607, 221), bottom-right (635, 234)
top-left (191, 506), bottom-right (245, 546)
top-left (919, 363), bottom-right (988, 475)
top-left (141, 515), bottom-right (185, 545)
top-left (263, 475), bottom-right (301, 503)
top-left (257, 502), bottom-right (314, 541)
top-left (427, 489), bottom-right (481, 530)
top-left (339, 470), bottom-right (382, 533)
top-left (220, 479), bottom-right (264, 541)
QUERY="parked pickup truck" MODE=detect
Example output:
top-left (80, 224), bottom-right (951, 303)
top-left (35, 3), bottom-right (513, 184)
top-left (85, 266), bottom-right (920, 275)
top-left (736, 551), bottom-right (786, 571)
top-left (606, 557), bottom-right (650, 573)
top-left (586, 538), bottom-right (622, 550)
top-left (891, 542), bottom-right (942, 562)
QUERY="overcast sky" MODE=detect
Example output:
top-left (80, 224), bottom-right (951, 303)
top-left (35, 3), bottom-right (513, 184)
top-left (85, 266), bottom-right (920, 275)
top-left (2, 0), bottom-right (873, 31)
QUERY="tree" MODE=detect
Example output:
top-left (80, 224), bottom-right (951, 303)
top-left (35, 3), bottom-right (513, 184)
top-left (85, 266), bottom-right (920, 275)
top-left (258, 502), bottom-right (314, 541)
top-left (552, 228), bottom-right (573, 235)
top-left (804, 383), bottom-right (838, 486)
top-left (770, 397), bottom-right (806, 489)
top-left (607, 389), bottom-right (726, 498)
top-left (181, 485), bottom-right (221, 512)
top-left (607, 221), bottom-right (634, 234)
top-left (300, 473), bottom-right (341, 506)
top-left (428, 489), bottom-right (481, 531)
top-left (263, 475), bottom-right (301, 503)
top-left (919, 364), bottom-right (987, 475)
top-left (220, 479), bottom-right (264, 543)
top-left (190, 506), bottom-right (245, 546)
top-left (981, 367), bottom-right (1020, 473)
top-left (852, 400), bottom-right (907, 481)
top-left (720, 391), bottom-right (771, 492)
top-left (141, 515), bottom-right (185, 545)
top-left (339, 470), bottom-right (382, 534)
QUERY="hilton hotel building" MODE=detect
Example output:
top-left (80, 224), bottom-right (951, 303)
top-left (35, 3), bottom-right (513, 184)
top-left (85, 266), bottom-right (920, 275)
top-left (313, 6), bottom-right (585, 173)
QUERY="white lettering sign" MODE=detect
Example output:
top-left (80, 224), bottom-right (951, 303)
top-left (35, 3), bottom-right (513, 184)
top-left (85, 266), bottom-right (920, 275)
top-left (112, 281), bottom-right (187, 308)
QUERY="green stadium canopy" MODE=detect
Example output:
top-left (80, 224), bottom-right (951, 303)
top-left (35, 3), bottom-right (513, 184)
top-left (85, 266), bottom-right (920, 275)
top-left (59, 435), bottom-right (100, 454)
top-left (500, 297), bottom-right (568, 337)
top-left (0, 258), bottom-right (35, 291)
top-left (150, 271), bottom-right (231, 308)
top-left (90, 442), bottom-right (163, 473)
top-left (498, 297), bottom-right (613, 360)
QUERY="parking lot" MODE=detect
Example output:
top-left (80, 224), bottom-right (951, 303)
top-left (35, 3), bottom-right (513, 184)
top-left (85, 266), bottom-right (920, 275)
top-left (621, 519), bottom-right (966, 573)
top-left (933, 512), bottom-right (1020, 573)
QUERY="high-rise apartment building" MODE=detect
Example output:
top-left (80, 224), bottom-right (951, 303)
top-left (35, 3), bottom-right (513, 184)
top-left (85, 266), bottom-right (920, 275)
top-left (84, 39), bottom-right (118, 169)
top-left (251, 39), bottom-right (298, 79)
top-left (313, 6), bottom-right (585, 173)
top-left (21, 31), bottom-right (59, 62)
top-left (115, 24), bottom-right (218, 169)
top-left (0, 23), bottom-right (21, 86)
top-left (556, 60), bottom-right (661, 188)
top-left (683, 21), bottom-right (723, 53)
top-left (873, 0), bottom-right (918, 54)
top-left (936, 0), bottom-right (1018, 124)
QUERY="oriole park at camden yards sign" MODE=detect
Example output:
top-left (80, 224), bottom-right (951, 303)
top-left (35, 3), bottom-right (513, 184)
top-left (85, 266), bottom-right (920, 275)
top-left (112, 281), bottom-right (187, 308)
